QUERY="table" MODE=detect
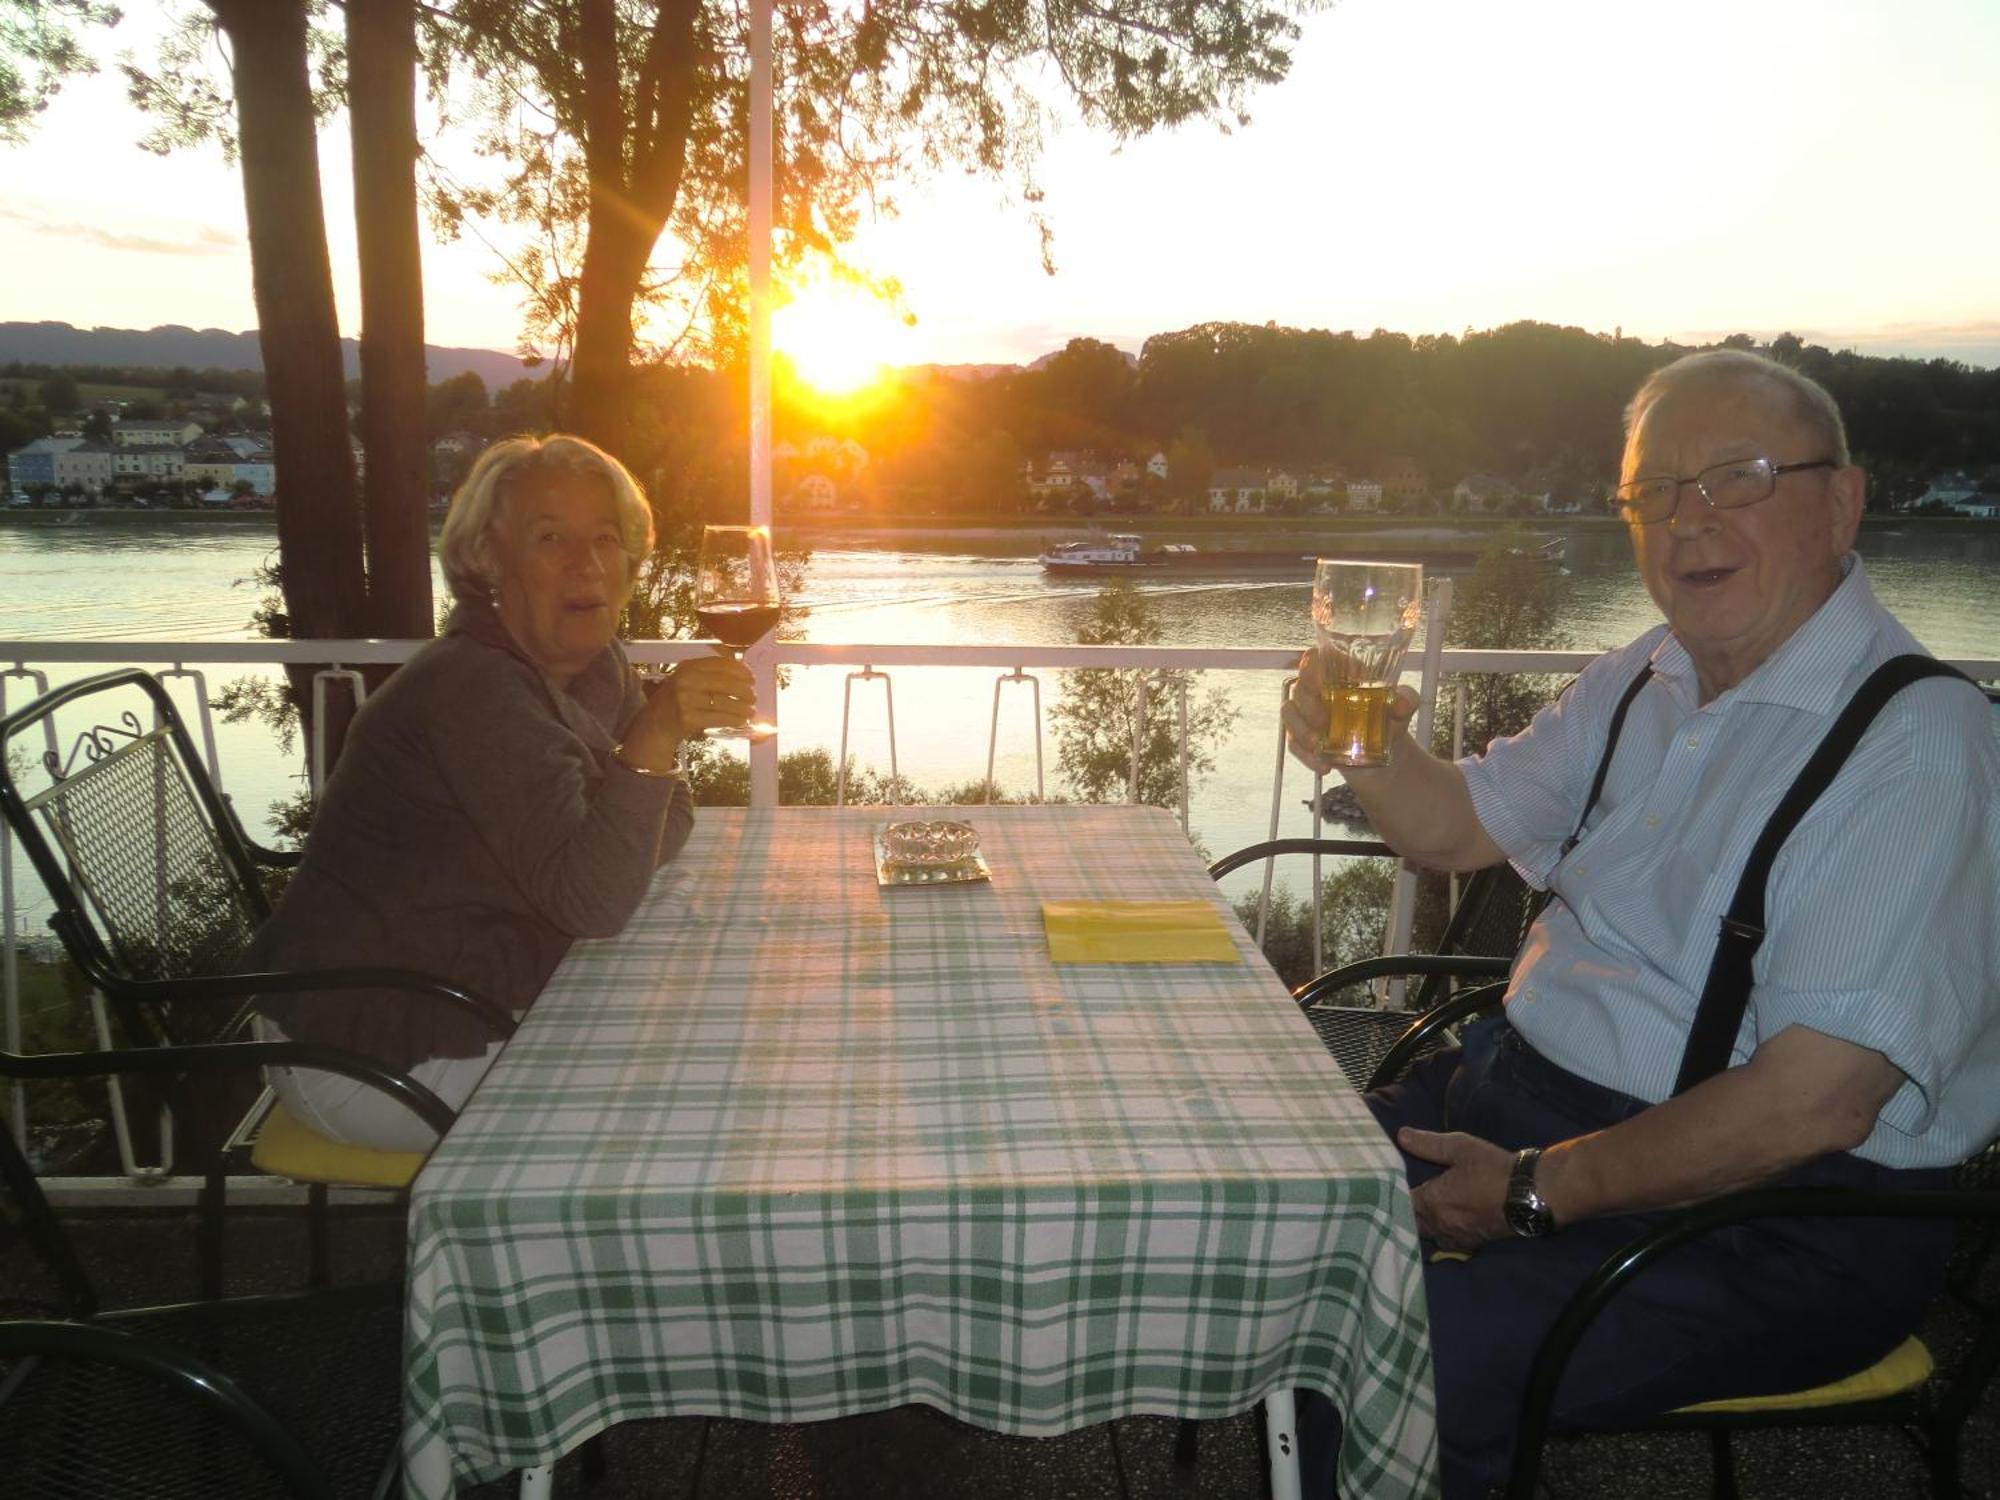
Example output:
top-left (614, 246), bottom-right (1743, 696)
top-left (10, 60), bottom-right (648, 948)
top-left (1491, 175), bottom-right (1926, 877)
top-left (403, 805), bottom-right (1437, 1498)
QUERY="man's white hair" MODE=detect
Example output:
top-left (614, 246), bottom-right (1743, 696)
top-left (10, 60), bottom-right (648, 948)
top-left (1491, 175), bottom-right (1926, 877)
top-left (1624, 349), bottom-right (1851, 467)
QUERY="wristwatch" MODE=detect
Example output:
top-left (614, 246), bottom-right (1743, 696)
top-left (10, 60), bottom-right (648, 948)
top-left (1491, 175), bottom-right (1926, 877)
top-left (1503, 1147), bottom-right (1558, 1238)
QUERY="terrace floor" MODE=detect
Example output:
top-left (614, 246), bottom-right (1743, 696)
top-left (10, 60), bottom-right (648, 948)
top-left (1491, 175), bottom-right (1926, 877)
top-left (13, 1195), bottom-right (1996, 1500)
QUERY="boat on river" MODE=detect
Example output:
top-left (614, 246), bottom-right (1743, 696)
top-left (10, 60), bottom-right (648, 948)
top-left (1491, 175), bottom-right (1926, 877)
top-left (1035, 532), bottom-right (1566, 577)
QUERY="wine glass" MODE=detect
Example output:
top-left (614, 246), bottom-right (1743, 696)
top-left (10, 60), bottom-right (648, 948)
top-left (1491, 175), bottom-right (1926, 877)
top-left (695, 524), bottom-right (780, 740)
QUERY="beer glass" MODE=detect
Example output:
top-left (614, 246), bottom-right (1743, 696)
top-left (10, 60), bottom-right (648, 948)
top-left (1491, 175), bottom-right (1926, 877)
top-left (1311, 559), bottom-right (1423, 767)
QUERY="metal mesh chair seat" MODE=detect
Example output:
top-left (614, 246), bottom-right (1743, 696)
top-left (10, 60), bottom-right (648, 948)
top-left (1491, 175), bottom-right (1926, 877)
top-left (1212, 839), bottom-right (1528, 1089)
top-left (1304, 1004), bottom-right (1456, 1094)
top-left (0, 1287), bottom-right (402, 1500)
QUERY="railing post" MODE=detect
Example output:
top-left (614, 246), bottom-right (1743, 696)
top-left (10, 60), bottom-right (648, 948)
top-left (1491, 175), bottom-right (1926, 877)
top-left (155, 666), bottom-right (222, 786)
top-left (836, 668), bottom-right (896, 807)
top-left (1, 664), bottom-right (52, 1149)
top-left (1129, 675), bottom-right (1149, 803)
top-left (745, 0), bottom-right (777, 811)
top-left (309, 666), bottom-right (368, 796)
top-left (1175, 677), bottom-right (1191, 834)
top-left (986, 668), bottom-right (1044, 803)
top-left (1257, 674), bottom-right (1296, 949)
top-left (1380, 577), bottom-right (1455, 1002)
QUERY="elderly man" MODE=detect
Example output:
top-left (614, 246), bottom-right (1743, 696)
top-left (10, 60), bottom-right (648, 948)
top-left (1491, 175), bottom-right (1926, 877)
top-left (1285, 350), bottom-right (2000, 1498)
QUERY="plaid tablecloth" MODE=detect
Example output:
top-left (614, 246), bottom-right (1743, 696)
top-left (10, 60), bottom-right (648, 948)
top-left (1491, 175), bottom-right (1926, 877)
top-left (403, 805), bottom-right (1437, 1497)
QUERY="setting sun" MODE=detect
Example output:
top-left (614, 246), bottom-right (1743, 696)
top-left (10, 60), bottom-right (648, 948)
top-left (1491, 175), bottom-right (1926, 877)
top-left (772, 270), bottom-right (910, 397)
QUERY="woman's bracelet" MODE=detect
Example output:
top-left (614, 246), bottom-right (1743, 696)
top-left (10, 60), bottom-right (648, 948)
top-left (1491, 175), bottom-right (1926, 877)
top-left (611, 742), bottom-right (681, 778)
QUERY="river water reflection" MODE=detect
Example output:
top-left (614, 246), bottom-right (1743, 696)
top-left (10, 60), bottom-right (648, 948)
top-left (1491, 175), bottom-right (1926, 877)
top-left (4, 517), bottom-right (1998, 916)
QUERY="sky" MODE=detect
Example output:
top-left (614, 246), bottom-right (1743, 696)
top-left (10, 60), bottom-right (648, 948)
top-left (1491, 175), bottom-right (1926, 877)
top-left (2, 0), bottom-right (1997, 372)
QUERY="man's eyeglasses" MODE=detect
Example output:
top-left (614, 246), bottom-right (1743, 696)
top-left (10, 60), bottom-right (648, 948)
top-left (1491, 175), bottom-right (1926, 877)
top-left (1611, 457), bottom-right (1837, 525)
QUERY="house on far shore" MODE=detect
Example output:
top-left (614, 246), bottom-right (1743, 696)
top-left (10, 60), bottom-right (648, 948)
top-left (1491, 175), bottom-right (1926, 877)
top-left (6, 435), bottom-right (83, 495)
top-left (112, 418), bottom-right (203, 448)
top-left (1912, 472), bottom-right (1997, 517)
top-left (1456, 473), bottom-right (1530, 513)
top-left (1207, 467), bottom-right (1268, 513)
top-left (1346, 478), bottom-right (1384, 512)
top-left (1381, 455), bottom-right (1427, 505)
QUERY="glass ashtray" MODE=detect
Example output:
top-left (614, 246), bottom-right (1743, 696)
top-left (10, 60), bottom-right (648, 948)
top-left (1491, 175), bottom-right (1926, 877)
top-left (879, 819), bottom-right (981, 869)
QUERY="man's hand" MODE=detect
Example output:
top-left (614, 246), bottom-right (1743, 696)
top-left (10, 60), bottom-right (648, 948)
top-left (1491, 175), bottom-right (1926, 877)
top-left (1279, 649), bottom-right (1421, 777)
top-left (1399, 1127), bottom-right (1516, 1250)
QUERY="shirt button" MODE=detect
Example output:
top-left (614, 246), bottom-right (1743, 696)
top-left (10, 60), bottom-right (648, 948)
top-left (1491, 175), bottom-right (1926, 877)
top-left (1684, 734), bottom-right (1700, 750)
top-left (1645, 813), bottom-right (1662, 828)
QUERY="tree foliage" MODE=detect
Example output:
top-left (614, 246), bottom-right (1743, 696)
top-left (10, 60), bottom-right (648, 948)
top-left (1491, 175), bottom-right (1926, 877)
top-left (760, 322), bottom-right (2000, 517)
top-left (1050, 583), bottom-right (1236, 808)
top-left (0, 0), bottom-right (119, 143)
top-left (1440, 527), bottom-right (1570, 755)
top-left (1233, 858), bottom-right (1393, 991)
top-left (428, 0), bottom-right (1329, 455)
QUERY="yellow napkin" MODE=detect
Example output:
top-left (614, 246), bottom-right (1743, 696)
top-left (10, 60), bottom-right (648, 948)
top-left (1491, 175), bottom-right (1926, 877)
top-left (1041, 900), bottom-right (1242, 964)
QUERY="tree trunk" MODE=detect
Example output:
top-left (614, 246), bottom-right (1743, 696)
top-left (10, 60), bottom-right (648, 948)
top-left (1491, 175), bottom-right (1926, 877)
top-left (210, 0), bottom-right (366, 646)
top-left (567, 224), bottom-right (650, 456)
top-left (562, 0), bottom-right (701, 462)
top-left (347, 0), bottom-right (435, 640)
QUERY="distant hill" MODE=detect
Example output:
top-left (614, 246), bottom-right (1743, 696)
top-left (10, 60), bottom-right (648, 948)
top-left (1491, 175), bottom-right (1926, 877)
top-left (0, 322), bottom-right (541, 390)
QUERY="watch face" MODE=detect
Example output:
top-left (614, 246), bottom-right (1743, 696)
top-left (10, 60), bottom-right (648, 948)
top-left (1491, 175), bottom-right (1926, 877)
top-left (1505, 1196), bottom-right (1549, 1238)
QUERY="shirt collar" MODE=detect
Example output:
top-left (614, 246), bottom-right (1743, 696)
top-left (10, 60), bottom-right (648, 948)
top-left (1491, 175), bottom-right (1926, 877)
top-left (1647, 553), bottom-right (1879, 717)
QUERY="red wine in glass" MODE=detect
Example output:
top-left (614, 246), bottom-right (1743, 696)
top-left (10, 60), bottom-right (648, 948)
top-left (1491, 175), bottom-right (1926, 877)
top-left (695, 601), bottom-right (782, 648)
top-left (695, 525), bottom-right (780, 740)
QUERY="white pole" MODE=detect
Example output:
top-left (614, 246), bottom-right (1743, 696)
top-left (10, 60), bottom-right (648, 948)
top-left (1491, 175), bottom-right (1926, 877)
top-left (746, 0), bottom-right (778, 807)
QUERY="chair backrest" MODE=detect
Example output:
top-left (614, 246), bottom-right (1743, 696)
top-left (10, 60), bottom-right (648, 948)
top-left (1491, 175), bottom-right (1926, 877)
top-left (0, 671), bottom-right (270, 1045)
top-left (1413, 861), bottom-right (1537, 1006)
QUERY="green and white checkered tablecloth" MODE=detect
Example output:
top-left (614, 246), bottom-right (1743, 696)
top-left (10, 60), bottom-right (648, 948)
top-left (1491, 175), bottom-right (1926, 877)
top-left (404, 805), bottom-right (1437, 1498)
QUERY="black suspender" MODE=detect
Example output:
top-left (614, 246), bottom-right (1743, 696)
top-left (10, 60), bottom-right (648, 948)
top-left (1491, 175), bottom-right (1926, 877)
top-left (1552, 652), bottom-right (1975, 1096)
top-left (1672, 654), bottom-right (1974, 1093)
top-left (1561, 663), bottom-right (1654, 858)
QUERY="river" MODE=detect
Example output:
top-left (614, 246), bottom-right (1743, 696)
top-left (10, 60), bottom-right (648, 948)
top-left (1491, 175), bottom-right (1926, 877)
top-left (4, 516), bottom-right (1999, 918)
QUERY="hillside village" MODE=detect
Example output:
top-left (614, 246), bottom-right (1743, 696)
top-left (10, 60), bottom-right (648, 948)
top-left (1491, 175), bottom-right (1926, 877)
top-left (12, 419), bottom-right (2000, 521)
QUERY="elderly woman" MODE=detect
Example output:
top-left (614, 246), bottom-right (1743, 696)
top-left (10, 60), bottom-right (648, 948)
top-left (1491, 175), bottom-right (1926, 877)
top-left (249, 434), bottom-right (752, 1151)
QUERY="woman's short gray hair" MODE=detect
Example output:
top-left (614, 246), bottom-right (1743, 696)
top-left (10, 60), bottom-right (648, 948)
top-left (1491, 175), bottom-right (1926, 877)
top-left (1624, 349), bottom-right (1851, 466)
top-left (438, 434), bottom-right (655, 603)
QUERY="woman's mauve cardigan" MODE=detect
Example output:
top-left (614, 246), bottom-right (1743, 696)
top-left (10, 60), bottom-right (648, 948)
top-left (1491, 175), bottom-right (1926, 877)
top-left (247, 601), bottom-right (695, 1072)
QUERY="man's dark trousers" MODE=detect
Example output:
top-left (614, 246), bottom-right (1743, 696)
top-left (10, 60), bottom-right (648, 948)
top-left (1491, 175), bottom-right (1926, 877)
top-left (1298, 1015), bottom-right (1950, 1499)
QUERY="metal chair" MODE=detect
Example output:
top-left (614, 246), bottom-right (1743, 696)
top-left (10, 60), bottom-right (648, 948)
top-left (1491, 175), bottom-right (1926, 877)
top-left (1210, 837), bottom-right (1530, 1089)
top-left (1356, 972), bottom-right (2000, 1498)
top-left (0, 1043), bottom-right (430, 1499)
top-left (1503, 1137), bottom-right (2000, 1499)
top-left (0, 668), bottom-right (513, 1296)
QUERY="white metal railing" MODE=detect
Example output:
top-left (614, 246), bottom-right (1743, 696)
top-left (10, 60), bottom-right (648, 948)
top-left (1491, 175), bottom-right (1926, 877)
top-left (7, 635), bottom-right (1998, 1188)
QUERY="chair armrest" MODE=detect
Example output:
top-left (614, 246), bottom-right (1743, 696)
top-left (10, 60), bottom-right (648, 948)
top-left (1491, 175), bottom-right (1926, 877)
top-left (90, 966), bottom-right (516, 1041)
top-left (1503, 1184), bottom-right (2000, 1500)
top-left (0, 1319), bottom-right (332, 1500)
top-left (1362, 980), bottom-right (1509, 1092)
top-left (1293, 953), bottom-right (1512, 1007)
top-left (0, 1043), bottom-right (458, 1137)
top-left (246, 842), bottom-right (303, 870)
top-left (1207, 837), bottom-right (1393, 880)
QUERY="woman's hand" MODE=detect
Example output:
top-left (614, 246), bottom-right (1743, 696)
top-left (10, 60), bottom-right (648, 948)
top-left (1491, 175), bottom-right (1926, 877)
top-left (615, 652), bottom-right (756, 770)
top-left (1279, 650), bottom-right (1421, 777)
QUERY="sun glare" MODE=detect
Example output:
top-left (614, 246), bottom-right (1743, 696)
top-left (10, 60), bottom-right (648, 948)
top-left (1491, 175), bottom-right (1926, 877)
top-left (773, 272), bottom-right (907, 397)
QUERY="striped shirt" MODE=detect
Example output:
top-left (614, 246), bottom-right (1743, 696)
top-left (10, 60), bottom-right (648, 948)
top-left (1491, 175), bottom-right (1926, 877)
top-left (1461, 556), bottom-right (2000, 1169)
